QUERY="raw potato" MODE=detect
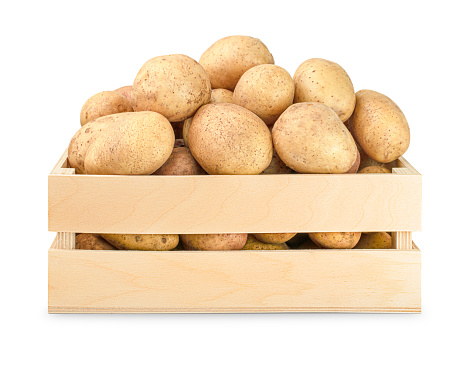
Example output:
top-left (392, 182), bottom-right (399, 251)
top-left (68, 111), bottom-right (175, 175)
top-left (243, 235), bottom-right (289, 250)
top-left (233, 64), bottom-right (294, 125)
top-left (75, 234), bottom-right (117, 250)
top-left (180, 234), bottom-right (248, 251)
top-left (188, 103), bottom-right (273, 175)
top-left (285, 233), bottom-right (310, 248)
top-left (348, 90), bottom-right (410, 163)
top-left (199, 35), bottom-right (274, 91)
top-left (308, 232), bottom-right (362, 249)
top-left (261, 149), bottom-right (293, 174)
top-left (131, 54), bottom-right (211, 122)
top-left (253, 233), bottom-right (297, 244)
top-left (101, 234), bottom-right (179, 251)
top-left (346, 148), bottom-right (360, 174)
top-left (210, 89), bottom-right (234, 104)
top-left (80, 91), bottom-right (133, 126)
top-left (354, 232), bottom-right (392, 249)
top-left (272, 102), bottom-right (357, 173)
top-left (114, 85), bottom-right (132, 101)
top-left (358, 166), bottom-right (391, 174)
top-left (153, 147), bottom-right (206, 175)
top-left (174, 139), bottom-right (185, 148)
top-left (182, 116), bottom-right (192, 147)
top-left (294, 58), bottom-right (355, 122)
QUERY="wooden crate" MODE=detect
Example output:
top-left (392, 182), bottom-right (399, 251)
top-left (48, 150), bottom-right (422, 313)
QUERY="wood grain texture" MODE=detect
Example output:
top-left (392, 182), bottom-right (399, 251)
top-left (49, 151), bottom-right (422, 234)
top-left (48, 236), bottom-right (421, 313)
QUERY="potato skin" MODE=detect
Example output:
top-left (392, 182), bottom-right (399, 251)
top-left (199, 36), bottom-right (274, 91)
top-left (243, 235), bottom-right (289, 250)
top-left (294, 58), bottom-right (355, 122)
top-left (354, 232), bottom-right (392, 249)
top-left (261, 149), bottom-right (293, 174)
top-left (349, 90), bottom-right (410, 163)
top-left (153, 147), bottom-right (206, 175)
top-left (182, 117), bottom-right (192, 147)
top-left (180, 234), bottom-right (248, 251)
top-left (75, 234), bottom-right (117, 250)
top-left (188, 103), bottom-right (273, 175)
top-left (346, 148), bottom-right (360, 174)
top-left (131, 54), bottom-right (211, 122)
top-left (358, 166), bottom-right (391, 173)
top-left (253, 233), bottom-right (297, 244)
top-left (210, 89), bottom-right (234, 104)
top-left (272, 102), bottom-right (357, 173)
top-left (70, 111), bottom-right (174, 175)
top-left (233, 64), bottom-right (294, 125)
top-left (100, 234), bottom-right (179, 251)
top-left (114, 86), bottom-right (133, 101)
top-left (80, 91), bottom-right (133, 126)
top-left (308, 232), bottom-right (361, 249)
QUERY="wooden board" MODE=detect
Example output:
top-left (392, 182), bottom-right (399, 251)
top-left (48, 150), bottom-right (422, 234)
top-left (48, 235), bottom-right (421, 313)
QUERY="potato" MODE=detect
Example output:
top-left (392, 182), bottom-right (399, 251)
top-left (308, 232), bottom-right (361, 249)
top-left (153, 147), bottom-right (206, 175)
top-left (346, 148), bottom-right (360, 174)
top-left (131, 54), bottom-right (211, 122)
top-left (233, 64), bottom-right (294, 125)
top-left (348, 90), bottom-right (410, 163)
top-left (80, 91), bottom-right (133, 126)
top-left (261, 149), bottom-right (293, 174)
top-left (75, 234), bottom-right (117, 250)
top-left (210, 89), bottom-right (234, 104)
top-left (253, 233), bottom-right (297, 244)
top-left (354, 232), bottom-right (392, 249)
top-left (272, 102), bottom-right (357, 173)
top-left (293, 58), bottom-right (355, 122)
top-left (358, 166), bottom-right (391, 174)
top-left (68, 111), bottom-right (174, 175)
top-left (180, 234), bottom-right (248, 251)
top-left (188, 103), bottom-right (273, 175)
top-left (243, 235), bottom-right (289, 250)
top-left (101, 234), bottom-right (179, 251)
top-left (182, 116), bottom-right (192, 147)
top-left (114, 85), bottom-right (132, 101)
top-left (199, 36), bottom-right (274, 91)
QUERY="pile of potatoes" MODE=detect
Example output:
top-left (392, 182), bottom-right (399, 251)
top-left (69, 35), bottom-right (409, 252)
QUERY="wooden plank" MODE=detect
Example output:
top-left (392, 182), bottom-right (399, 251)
top-left (49, 162), bottom-right (422, 235)
top-left (48, 238), bottom-right (421, 313)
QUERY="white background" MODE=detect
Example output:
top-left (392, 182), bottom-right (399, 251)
top-left (1, 0), bottom-right (469, 366)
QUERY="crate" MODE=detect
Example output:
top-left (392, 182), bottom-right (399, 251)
top-left (48, 150), bottom-right (422, 313)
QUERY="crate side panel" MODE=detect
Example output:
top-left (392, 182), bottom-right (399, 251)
top-left (48, 248), bottom-right (421, 313)
top-left (49, 173), bottom-right (421, 234)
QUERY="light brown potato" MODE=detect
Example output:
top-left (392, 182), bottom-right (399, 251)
top-left (182, 116), bottom-right (192, 147)
top-left (272, 102), bottom-right (357, 173)
top-left (348, 90), bottom-right (410, 163)
top-left (210, 89), bottom-right (234, 104)
top-left (233, 64), bottom-right (294, 125)
top-left (199, 36), bottom-right (274, 91)
top-left (180, 234), bottom-right (248, 251)
top-left (308, 232), bottom-right (362, 249)
top-left (131, 54), bottom-right (211, 122)
top-left (68, 111), bottom-right (174, 175)
top-left (346, 148), bottom-right (361, 174)
top-left (243, 235), bottom-right (289, 250)
top-left (80, 91), bottom-right (133, 126)
top-left (114, 85), bottom-right (133, 101)
top-left (101, 234), bottom-right (179, 251)
top-left (261, 149), bottom-right (293, 174)
top-left (294, 58), bottom-right (355, 122)
top-left (188, 103), bottom-right (273, 175)
top-left (253, 233), bottom-right (297, 244)
top-left (354, 232), bottom-right (392, 249)
top-left (153, 147), bottom-right (206, 175)
top-left (358, 166), bottom-right (391, 174)
top-left (75, 234), bottom-right (117, 250)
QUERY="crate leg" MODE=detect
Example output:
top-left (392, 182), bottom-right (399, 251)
top-left (392, 232), bottom-right (412, 250)
top-left (56, 232), bottom-right (75, 249)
